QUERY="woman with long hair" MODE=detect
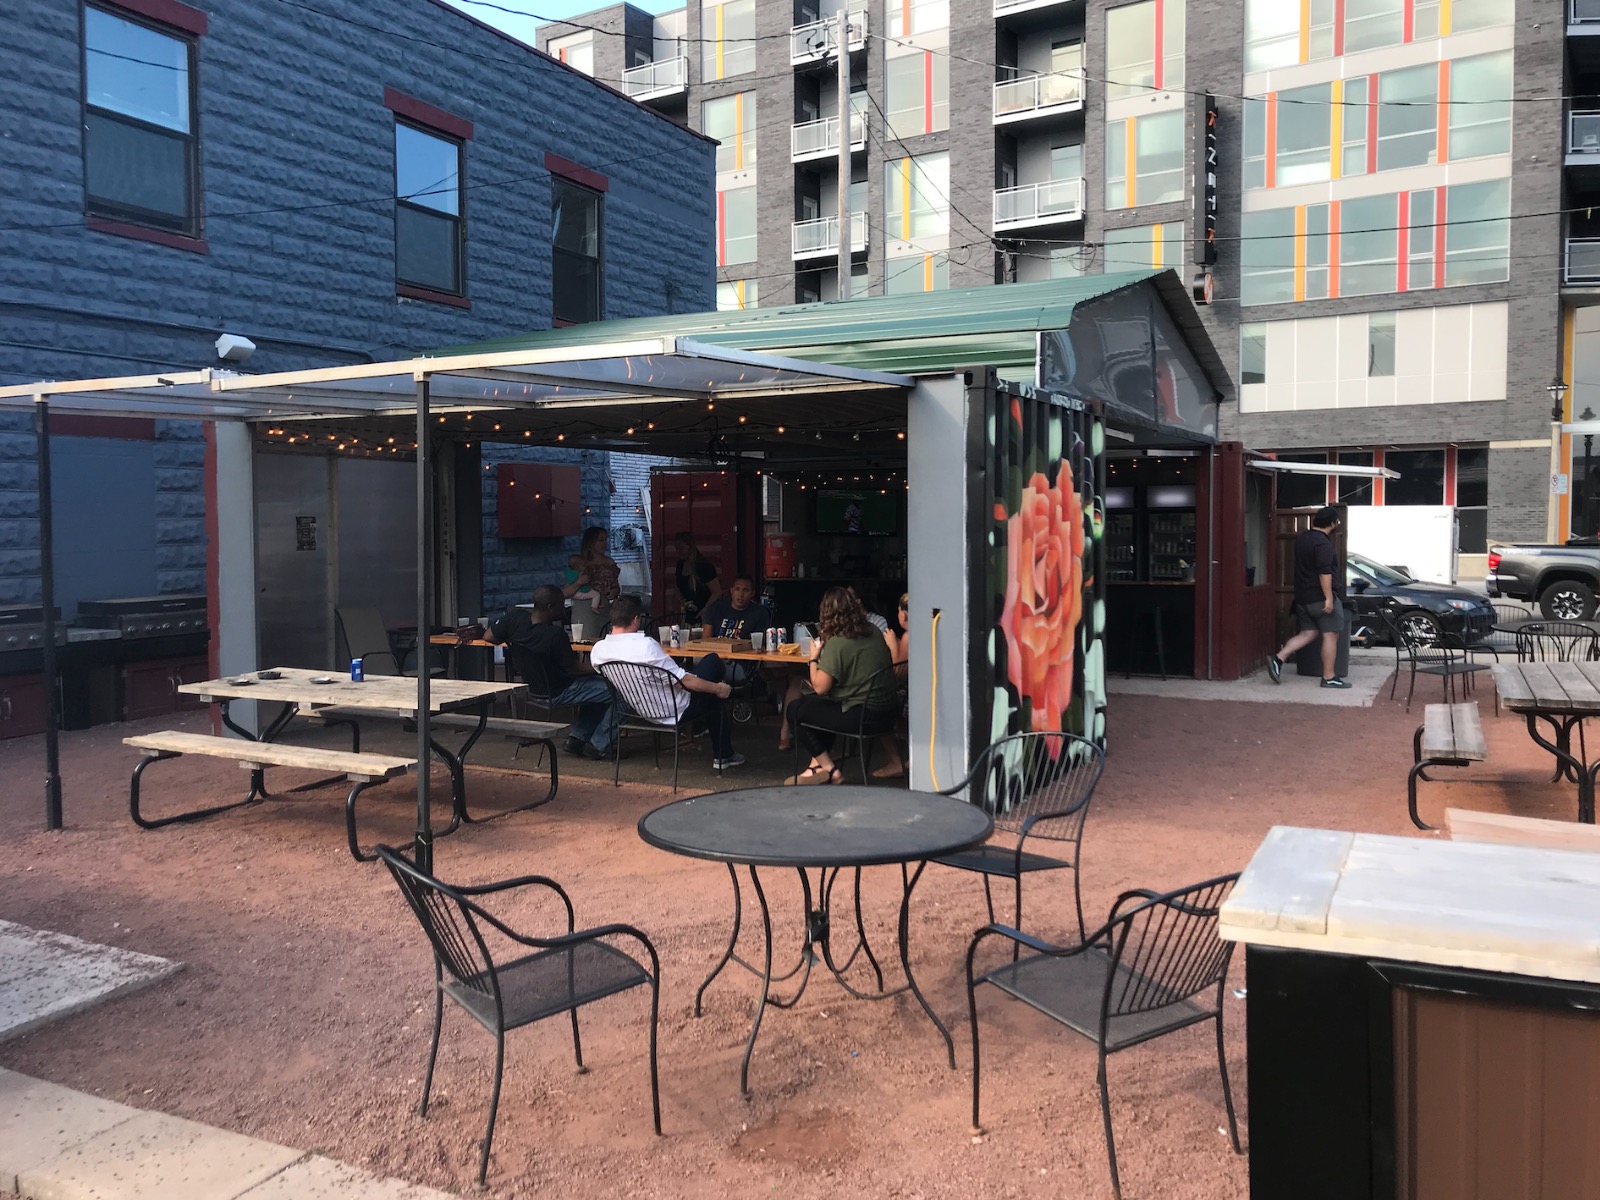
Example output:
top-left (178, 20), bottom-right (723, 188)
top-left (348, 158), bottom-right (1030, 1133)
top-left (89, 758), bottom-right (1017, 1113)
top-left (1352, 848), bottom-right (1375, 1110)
top-left (565, 527), bottom-right (621, 630)
top-left (783, 587), bottom-right (896, 785)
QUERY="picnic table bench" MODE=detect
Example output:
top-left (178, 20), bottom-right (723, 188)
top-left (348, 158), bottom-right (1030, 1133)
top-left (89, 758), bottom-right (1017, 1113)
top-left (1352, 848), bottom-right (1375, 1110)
top-left (125, 730), bottom-right (415, 861)
top-left (1408, 701), bottom-right (1488, 831)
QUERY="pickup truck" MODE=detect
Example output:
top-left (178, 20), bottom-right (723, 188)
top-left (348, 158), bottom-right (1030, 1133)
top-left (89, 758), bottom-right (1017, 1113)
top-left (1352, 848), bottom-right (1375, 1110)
top-left (1486, 540), bottom-right (1600, 619)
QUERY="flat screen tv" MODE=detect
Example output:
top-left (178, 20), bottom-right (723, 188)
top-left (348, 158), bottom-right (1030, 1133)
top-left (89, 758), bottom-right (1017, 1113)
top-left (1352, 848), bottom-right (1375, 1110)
top-left (816, 491), bottom-right (897, 535)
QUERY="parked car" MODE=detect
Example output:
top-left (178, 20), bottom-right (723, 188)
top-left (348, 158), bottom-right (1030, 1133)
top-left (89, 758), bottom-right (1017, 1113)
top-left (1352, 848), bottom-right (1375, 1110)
top-left (1345, 552), bottom-right (1495, 647)
top-left (1485, 539), bottom-right (1600, 620)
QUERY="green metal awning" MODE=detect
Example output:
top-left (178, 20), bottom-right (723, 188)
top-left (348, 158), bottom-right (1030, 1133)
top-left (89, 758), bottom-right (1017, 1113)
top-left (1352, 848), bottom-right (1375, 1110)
top-left (440, 270), bottom-right (1234, 398)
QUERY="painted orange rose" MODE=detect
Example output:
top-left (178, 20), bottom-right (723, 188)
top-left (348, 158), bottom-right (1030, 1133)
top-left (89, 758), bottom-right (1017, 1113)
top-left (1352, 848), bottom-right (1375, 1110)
top-left (998, 459), bottom-right (1085, 735)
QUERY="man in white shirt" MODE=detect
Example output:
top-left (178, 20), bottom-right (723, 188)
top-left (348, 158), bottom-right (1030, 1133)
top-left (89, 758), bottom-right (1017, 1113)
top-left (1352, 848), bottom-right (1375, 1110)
top-left (590, 594), bottom-right (743, 768)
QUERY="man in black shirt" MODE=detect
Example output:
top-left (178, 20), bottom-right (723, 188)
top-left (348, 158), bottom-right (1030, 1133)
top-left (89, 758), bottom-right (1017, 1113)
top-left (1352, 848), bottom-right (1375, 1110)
top-left (1266, 506), bottom-right (1351, 689)
top-left (486, 584), bottom-right (617, 758)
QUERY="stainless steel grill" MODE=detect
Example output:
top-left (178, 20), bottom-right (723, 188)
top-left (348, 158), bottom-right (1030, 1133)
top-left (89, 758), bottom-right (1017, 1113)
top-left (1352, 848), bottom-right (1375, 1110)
top-left (0, 604), bottom-right (65, 653)
top-left (77, 595), bottom-right (209, 640)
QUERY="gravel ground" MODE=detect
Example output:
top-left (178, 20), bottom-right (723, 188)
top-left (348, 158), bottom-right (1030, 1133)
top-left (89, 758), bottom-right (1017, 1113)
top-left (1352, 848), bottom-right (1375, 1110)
top-left (0, 679), bottom-right (1576, 1198)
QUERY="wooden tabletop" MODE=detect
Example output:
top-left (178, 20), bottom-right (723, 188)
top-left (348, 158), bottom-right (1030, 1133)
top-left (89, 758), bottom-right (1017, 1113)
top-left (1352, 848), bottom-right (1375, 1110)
top-left (179, 666), bottom-right (520, 712)
top-left (1220, 825), bottom-right (1600, 986)
top-left (1492, 661), bottom-right (1600, 714)
top-left (572, 641), bottom-right (807, 666)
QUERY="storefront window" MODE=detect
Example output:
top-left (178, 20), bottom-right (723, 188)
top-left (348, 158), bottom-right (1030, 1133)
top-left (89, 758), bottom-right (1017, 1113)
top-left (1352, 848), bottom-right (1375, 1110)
top-left (1276, 455), bottom-right (1329, 508)
top-left (1337, 452), bottom-right (1374, 504)
top-left (1456, 446), bottom-right (1489, 553)
top-left (1385, 449), bottom-right (1445, 505)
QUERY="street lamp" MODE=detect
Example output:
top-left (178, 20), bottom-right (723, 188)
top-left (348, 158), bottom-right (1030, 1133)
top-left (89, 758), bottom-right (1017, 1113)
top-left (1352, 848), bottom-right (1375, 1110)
top-left (1549, 376), bottom-right (1571, 423)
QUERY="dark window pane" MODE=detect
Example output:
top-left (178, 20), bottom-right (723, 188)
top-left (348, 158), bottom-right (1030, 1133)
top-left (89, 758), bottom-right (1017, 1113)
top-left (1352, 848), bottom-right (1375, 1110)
top-left (1455, 446), bottom-right (1488, 508)
top-left (1457, 507), bottom-right (1487, 554)
top-left (84, 111), bottom-right (191, 227)
top-left (553, 183), bottom-right (601, 255)
top-left (1276, 456), bottom-right (1329, 508)
top-left (552, 247), bottom-right (600, 324)
top-left (1338, 452), bottom-right (1374, 504)
top-left (396, 204), bottom-right (460, 293)
top-left (1385, 449), bottom-right (1445, 504)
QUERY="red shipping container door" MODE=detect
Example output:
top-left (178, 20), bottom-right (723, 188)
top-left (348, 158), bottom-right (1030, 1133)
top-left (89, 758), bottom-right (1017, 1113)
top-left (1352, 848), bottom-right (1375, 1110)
top-left (650, 471), bottom-right (762, 621)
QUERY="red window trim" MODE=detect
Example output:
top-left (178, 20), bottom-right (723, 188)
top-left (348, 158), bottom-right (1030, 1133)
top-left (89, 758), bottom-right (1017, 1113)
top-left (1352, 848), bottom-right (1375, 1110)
top-left (1395, 191), bottom-right (1409, 293)
top-left (545, 153), bottom-right (609, 194)
top-left (51, 415), bottom-right (157, 440)
top-left (1333, 0), bottom-right (1345, 55)
top-left (1432, 189), bottom-right (1447, 290)
top-left (397, 282), bottom-right (472, 309)
top-left (1443, 446), bottom-right (1457, 506)
top-left (1152, 0), bottom-right (1165, 91)
top-left (86, 216), bottom-right (208, 254)
top-left (383, 87), bottom-right (475, 141)
top-left (94, 0), bottom-right (207, 36)
top-left (1372, 449), bottom-right (1385, 505)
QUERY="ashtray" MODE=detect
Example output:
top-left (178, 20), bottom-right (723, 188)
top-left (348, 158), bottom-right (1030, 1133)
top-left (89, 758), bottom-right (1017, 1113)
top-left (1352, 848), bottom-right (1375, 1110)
top-left (309, 675), bottom-right (337, 685)
top-left (226, 676), bottom-right (255, 686)
top-left (256, 670), bottom-right (282, 680)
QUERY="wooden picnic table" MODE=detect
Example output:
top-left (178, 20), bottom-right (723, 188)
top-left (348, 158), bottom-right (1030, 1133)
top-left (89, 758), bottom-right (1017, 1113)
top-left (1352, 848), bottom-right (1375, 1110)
top-left (180, 666), bottom-right (524, 839)
top-left (1490, 660), bottom-right (1600, 823)
top-left (433, 632), bottom-right (811, 668)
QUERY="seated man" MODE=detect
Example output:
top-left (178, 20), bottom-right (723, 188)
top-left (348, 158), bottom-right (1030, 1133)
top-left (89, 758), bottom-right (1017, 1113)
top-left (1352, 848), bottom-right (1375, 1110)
top-left (700, 573), bottom-right (762, 640)
top-left (591, 594), bottom-right (743, 769)
top-left (485, 584), bottom-right (616, 760)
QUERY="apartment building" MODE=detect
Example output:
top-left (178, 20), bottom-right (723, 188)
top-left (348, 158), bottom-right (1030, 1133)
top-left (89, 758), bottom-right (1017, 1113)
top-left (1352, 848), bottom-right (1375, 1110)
top-left (540, 0), bottom-right (1559, 565)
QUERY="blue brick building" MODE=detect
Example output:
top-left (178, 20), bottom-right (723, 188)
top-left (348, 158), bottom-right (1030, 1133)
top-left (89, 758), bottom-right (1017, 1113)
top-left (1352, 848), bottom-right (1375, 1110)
top-left (0, 0), bottom-right (712, 616)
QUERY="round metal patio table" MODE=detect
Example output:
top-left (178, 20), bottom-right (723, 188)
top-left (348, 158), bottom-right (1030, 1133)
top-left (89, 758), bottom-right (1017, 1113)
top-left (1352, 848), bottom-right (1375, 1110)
top-left (638, 785), bottom-right (992, 1094)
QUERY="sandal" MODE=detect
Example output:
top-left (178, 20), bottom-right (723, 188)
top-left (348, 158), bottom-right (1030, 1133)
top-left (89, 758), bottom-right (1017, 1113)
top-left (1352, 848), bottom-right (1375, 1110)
top-left (871, 764), bottom-right (906, 780)
top-left (783, 766), bottom-right (840, 786)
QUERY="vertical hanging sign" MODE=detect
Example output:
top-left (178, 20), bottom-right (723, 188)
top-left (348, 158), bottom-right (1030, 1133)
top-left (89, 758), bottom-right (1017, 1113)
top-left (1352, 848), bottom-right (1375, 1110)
top-left (1193, 94), bottom-right (1217, 266)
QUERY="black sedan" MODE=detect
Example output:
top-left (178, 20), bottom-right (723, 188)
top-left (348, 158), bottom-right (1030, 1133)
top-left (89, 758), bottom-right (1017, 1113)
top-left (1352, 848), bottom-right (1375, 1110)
top-left (1345, 551), bottom-right (1496, 647)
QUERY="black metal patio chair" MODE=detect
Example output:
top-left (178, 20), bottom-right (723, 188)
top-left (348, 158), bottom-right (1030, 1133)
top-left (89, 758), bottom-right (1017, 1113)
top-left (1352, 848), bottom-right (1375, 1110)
top-left (376, 845), bottom-right (660, 1187)
top-left (966, 873), bottom-right (1243, 1200)
top-left (595, 659), bottom-right (726, 792)
top-left (1380, 607), bottom-right (1487, 712)
top-left (335, 606), bottom-right (439, 677)
top-left (503, 642), bottom-right (574, 761)
top-left (933, 731), bottom-right (1105, 944)
top-left (1515, 620), bottom-right (1600, 664)
top-left (789, 663), bottom-right (904, 784)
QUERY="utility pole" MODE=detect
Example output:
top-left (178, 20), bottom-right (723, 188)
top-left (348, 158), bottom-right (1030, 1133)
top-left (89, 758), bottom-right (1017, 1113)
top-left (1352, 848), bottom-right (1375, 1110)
top-left (834, 3), bottom-right (852, 301)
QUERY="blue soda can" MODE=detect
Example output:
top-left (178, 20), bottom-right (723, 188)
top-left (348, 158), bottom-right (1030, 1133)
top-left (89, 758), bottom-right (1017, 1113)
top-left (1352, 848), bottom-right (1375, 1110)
top-left (350, 657), bottom-right (364, 682)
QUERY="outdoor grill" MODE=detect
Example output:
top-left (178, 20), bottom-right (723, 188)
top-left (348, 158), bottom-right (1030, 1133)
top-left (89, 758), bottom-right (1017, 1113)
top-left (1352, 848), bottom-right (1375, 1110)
top-left (77, 595), bottom-right (209, 640)
top-left (0, 604), bottom-right (65, 658)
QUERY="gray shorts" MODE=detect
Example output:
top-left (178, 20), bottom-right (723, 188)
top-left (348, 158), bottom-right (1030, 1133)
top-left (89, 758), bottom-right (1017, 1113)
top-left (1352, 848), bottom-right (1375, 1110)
top-left (1294, 599), bottom-right (1345, 634)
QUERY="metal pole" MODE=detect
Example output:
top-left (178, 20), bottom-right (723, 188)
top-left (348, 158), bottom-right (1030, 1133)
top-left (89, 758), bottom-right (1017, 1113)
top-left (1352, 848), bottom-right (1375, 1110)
top-left (834, 2), bottom-right (852, 301)
top-left (1587, 434), bottom-right (1595, 537)
top-left (35, 398), bottom-right (62, 830)
top-left (414, 377), bottom-right (433, 874)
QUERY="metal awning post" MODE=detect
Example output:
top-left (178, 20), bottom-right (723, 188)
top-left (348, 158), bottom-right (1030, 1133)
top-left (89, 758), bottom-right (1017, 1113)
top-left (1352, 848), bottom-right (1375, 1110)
top-left (35, 397), bottom-right (62, 830)
top-left (414, 375), bottom-right (433, 874)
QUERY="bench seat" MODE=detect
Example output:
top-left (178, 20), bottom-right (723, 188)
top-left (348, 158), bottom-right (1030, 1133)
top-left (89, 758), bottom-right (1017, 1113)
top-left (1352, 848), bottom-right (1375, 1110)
top-left (1409, 701), bottom-right (1489, 832)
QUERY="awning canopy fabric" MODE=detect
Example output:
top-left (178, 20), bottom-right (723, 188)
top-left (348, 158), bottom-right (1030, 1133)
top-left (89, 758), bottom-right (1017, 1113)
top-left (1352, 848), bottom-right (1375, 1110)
top-left (1249, 459), bottom-right (1401, 480)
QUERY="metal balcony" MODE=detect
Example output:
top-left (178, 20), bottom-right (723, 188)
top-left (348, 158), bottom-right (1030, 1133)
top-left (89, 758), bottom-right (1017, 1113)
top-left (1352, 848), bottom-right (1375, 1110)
top-left (791, 112), bottom-right (867, 162)
top-left (1567, 237), bottom-right (1600, 284)
top-left (993, 71), bottom-right (1085, 124)
top-left (621, 56), bottom-right (688, 102)
top-left (994, 0), bottom-right (1081, 19)
top-left (792, 212), bottom-right (869, 259)
top-left (1570, 111), bottom-right (1600, 157)
top-left (993, 178), bottom-right (1085, 232)
top-left (791, 10), bottom-right (867, 65)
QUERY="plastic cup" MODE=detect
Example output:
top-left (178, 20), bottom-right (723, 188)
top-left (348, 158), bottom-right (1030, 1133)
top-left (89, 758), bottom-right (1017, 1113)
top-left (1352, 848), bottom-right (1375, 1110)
top-left (658, 626), bottom-right (671, 643)
top-left (567, 625), bottom-right (578, 643)
top-left (751, 632), bottom-right (765, 651)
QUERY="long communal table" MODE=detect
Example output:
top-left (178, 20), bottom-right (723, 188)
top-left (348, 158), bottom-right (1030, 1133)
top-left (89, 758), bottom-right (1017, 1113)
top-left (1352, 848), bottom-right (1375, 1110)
top-left (1490, 660), bottom-right (1600, 823)
top-left (180, 667), bottom-right (524, 842)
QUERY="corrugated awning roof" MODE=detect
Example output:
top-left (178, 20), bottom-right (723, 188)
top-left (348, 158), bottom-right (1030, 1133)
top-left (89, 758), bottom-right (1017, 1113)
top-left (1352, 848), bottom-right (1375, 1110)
top-left (440, 270), bottom-right (1235, 398)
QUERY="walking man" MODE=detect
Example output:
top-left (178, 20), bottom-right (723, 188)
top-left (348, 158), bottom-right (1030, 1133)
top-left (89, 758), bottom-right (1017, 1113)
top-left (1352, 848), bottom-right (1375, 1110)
top-left (1267, 505), bottom-right (1351, 689)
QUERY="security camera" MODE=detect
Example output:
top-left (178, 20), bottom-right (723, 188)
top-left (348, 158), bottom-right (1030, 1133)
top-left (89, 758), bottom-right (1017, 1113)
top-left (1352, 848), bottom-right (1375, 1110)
top-left (214, 333), bottom-right (256, 363)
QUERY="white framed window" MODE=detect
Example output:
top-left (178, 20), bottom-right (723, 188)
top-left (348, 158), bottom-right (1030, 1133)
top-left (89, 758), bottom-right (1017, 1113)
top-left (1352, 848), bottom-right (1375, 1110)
top-left (1275, 84), bottom-right (1332, 187)
top-left (718, 185), bottom-right (757, 265)
top-left (1376, 64), bottom-right (1437, 171)
top-left (1448, 53), bottom-right (1511, 161)
top-left (885, 152), bottom-right (949, 239)
top-left (1244, 0), bottom-right (1297, 71)
top-left (703, 0), bottom-right (755, 79)
top-left (1240, 323), bottom-right (1266, 384)
top-left (1444, 178), bottom-right (1510, 287)
top-left (395, 122), bottom-right (465, 295)
top-left (702, 93), bottom-right (756, 173)
top-left (1240, 208), bottom-right (1296, 305)
top-left (1368, 312), bottom-right (1396, 377)
top-left (1344, 0), bottom-right (1402, 54)
top-left (1340, 193), bottom-right (1398, 297)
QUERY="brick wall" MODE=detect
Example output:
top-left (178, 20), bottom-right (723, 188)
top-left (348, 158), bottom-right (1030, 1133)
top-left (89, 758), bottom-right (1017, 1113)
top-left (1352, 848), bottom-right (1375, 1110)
top-left (0, 0), bottom-right (715, 607)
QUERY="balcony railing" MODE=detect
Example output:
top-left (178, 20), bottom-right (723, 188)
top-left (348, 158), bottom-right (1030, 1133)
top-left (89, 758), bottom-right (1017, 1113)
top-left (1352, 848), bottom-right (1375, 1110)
top-left (791, 112), bottom-right (867, 161)
top-left (1567, 237), bottom-right (1600, 284)
top-left (621, 55), bottom-right (688, 101)
top-left (993, 178), bottom-right (1086, 230)
top-left (1571, 110), bottom-right (1600, 155)
top-left (791, 10), bottom-right (867, 64)
top-left (993, 71), bottom-right (1085, 122)
top-left (994, 0), bottom-right (1078, 18)
top-left (792, 212), bottom-right (869, 259)
top-left (1573, 0), bottom-right (1600, 23)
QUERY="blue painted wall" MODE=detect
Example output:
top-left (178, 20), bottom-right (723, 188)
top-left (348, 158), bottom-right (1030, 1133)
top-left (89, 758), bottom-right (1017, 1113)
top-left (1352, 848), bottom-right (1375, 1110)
top-left (0, 0), bottom-right (715, 609)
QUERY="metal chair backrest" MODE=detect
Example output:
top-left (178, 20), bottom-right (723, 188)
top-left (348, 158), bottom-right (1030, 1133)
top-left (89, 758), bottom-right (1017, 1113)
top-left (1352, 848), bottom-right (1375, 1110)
top-left (968, 731), bottom-right (1105, 843)
top-left (854, 662), bottom-right (904, 715)
top-left (377, 846), bottom-right (497, 1005)
top-left (596, 660), bottom-right (688, 726)
top-left (1380, 607), bottom-right (1458, 668)
top-left (1099, 873), bottom-right (1238, 1023)
top-left (336, 606), bottom-right (399, 674)
top-left (1516, 621), bottom-right (1598, 663)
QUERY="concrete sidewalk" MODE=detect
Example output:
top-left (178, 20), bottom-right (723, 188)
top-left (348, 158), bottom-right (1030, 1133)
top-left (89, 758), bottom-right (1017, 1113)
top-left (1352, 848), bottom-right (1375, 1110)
top-left (1, 1068), bottom-right (458, 1200)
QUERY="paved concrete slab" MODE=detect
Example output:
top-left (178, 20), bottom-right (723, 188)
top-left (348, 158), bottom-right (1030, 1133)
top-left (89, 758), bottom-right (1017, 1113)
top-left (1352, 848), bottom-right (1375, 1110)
top-left (18, 1110), bottom-right (303, 1200)
top-left (237, 1155), bottom-right (460, 1200)
top-left (0, 921), bottom-right (181, 1044)
top-left (1108, 657), bottom-right (1393, 708)
top-left (0, 1069), bottom-right (139, 1194)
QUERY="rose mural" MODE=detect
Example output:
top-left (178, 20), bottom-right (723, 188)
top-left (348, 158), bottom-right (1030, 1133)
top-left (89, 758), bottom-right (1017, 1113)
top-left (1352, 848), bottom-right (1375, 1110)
top-left (998, 459), bottom-right (1085, 735)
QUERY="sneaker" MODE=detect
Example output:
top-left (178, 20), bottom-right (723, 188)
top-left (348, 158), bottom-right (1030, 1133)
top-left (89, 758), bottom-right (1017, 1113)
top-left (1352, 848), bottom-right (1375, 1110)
top-left (1266, 655), bottom-right (1282, 684)
top-left (562, 736), bottom-right (586, 756)
top-left (578, 742), bottom-right (608, 761)
top-left (712, 753), bottom-right (746, 770)
top-left (1320, 677), bottom-right (1352, 689)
